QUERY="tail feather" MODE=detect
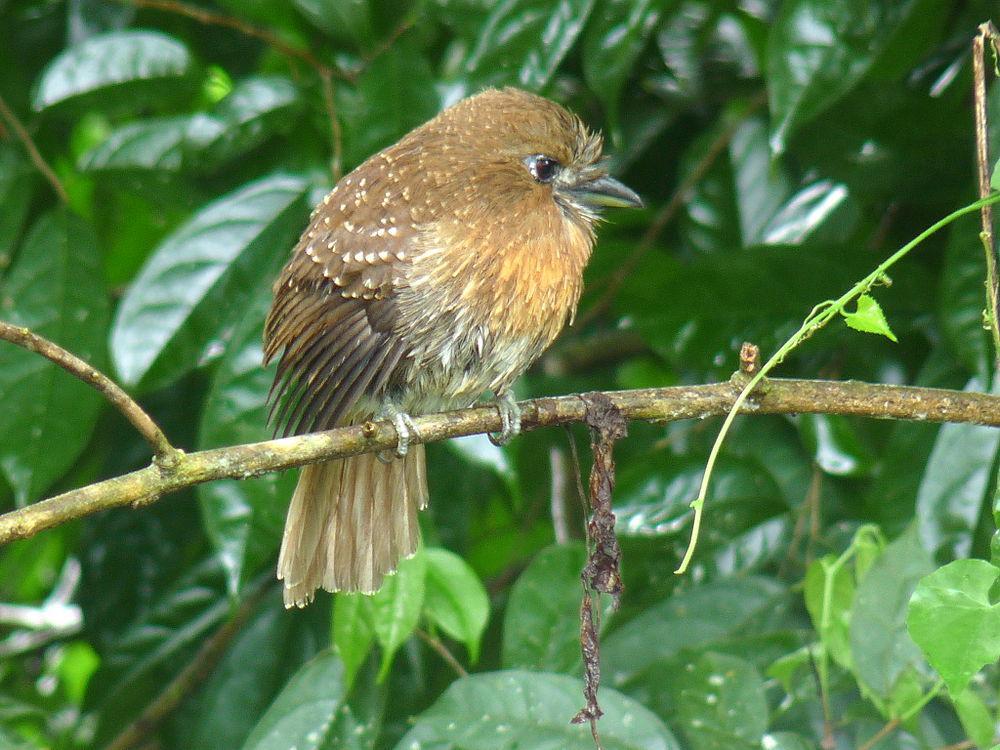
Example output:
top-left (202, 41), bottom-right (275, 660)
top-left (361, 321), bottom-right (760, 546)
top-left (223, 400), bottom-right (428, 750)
top-left (278, 444), bottom-right (428, 607)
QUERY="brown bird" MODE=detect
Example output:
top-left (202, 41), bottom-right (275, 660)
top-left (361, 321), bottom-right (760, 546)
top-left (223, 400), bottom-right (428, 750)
top-left (264, 87), bottom-right (641, 607)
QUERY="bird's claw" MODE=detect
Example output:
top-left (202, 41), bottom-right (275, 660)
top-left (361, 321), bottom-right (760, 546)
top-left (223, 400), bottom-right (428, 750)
top-left (376, 405), bottom-right (419, 462)
top-left (488, 393), bottom-right (521, 447)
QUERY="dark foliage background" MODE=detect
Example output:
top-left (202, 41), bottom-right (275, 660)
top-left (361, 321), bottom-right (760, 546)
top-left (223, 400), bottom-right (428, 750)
top-left (1, 1), bottom-right (1000, 748)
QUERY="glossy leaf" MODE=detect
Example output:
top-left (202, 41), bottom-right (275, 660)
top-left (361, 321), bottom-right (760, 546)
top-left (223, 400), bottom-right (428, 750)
top-left (907, 559), bottom-right (1000, 696)
top-left (460, 0), bottom-right (596, 91)
top-left (187, 75), bottom-right (302, 167)
top-left (32, 30), bottom-right (193, 112)
top-left (334, 592), bottom-right (376, 687)
top-left (767, 0), bottom-right (926, 153)
top-left (849, 525), bottom-right (934, 699)
top-left (842, 294), bottom-right (897, 342)
top-left (396, 670), bottom-right (679, 750)
top-left (110, 173), bottom-right (308, 390)
top-left (198, 278), bottom-right (293, 595)
top-left (798, 414), bottom-right (874, 477)
top-left (502, 542), bottom-right (586, 673)
top-left (241, 650), bottom-right (348, 750)
top-left (916, 376), bottom-right (1000, 561)
top-left (423, 547), bottom-right (490, 662)
top-left (803, 554), bottom-right (855, 670)
top-left (603, 577), bottom-right (789, 685)
top-left (0, 210), bottom-right (109, 504)
top-left (0, 145), bottom-right (35, 266)
top-left (370, 546), bottom-right (427, 679)
top-left (79, 116), bottom-right (192, 173)
top-left (582, 0), bottom-right (662, 130)
top-left (292, 0), bottom-right (375, 43)
top-left (86, 560), bottom-right (229, 746)
top-left (671, 651), bottom-right (767, 750)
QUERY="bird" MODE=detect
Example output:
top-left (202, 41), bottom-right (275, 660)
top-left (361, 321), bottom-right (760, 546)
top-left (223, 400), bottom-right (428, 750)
top-left (263, 87), bottom-right (642, 608)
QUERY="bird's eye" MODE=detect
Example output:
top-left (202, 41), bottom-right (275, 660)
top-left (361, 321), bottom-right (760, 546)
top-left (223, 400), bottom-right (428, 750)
top-left (526, 155), bottom-right (560, 184)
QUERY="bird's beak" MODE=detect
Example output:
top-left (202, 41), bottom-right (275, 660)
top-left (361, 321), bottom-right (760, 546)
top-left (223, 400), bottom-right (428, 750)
top-left (565, 173), bottom-right (643, 210)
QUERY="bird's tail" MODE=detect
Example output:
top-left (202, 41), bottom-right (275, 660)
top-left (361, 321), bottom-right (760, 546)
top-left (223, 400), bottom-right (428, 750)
top-left (277, 445), bottom-right (427, 607)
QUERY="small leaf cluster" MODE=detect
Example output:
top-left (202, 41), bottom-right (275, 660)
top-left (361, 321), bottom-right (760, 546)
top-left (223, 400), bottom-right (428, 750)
top-left (1, 1), bottom-right (1000, 749)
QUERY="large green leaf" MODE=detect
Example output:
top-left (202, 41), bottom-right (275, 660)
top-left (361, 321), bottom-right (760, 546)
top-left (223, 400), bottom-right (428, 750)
top-left (175, 589), bottom-right (326, 750)
top-left (907, 559), bottom-right (1000, 696)
top-left (32, 30), bottom-right (195, 112)
top-left (849, 525), bottom-right (934, 699)
top-left (603, 577), bottom-right (789, 686)
top-left (766, 0), bottom-right (940, 153)
top-left (241, 650), bottom-right (349, 750)
top-left (0, 144), bottom-right (35, 267)
top-left (915, 376), bottom-right (1000, 561)
top-left (396, 670), bottom-right (679, 750)
top-left (370, 546), bottom-right (427, 679)
top-left (0, 209), bottom-right (109, 504)
top-left (110, 173), bottom-right (308, 390)
top-left (86, 560), bottom-right (230, 746)
top-left (198, 277), bottom-right (293, 596)
top-left (423, 546), bottom-right (490, 663)
top-left (460, 0), bottom-right (596, 91)
top-left (502, 542), bottom-right (586, 673)
top-left (79, 115), bottom-right (192, 173)
top-left (671, 651), bottom-right (767, 750)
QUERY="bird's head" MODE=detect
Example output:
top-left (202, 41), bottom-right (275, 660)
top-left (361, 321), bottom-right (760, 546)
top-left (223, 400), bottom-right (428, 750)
top-left (404, 88), bottom-right (642, 233)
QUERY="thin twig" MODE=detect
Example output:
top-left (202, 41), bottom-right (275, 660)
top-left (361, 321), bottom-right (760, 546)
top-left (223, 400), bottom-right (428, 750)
top-left (549, 446), bottom-right (572, 544)
top-left (973, 21), bottom-right (1000, 366)
top-left (579, 91), bottom-right (767, 326)
top-left (5, 378), bottom-right (1000, 545)
top-left (0, 93), bottom-right (67, 204)
top-left (113, 0), bottom-right (342, 80)
top-left (415, 628), bottom-right (468, 678)
top-left (103, 580), bottom-right (271, 750)
top-left (857, 718), bottom-right (900, 750)
top-left (0, 321), bottom-right (176, 461)
top-left (319, 71), bottom-right (343, 182)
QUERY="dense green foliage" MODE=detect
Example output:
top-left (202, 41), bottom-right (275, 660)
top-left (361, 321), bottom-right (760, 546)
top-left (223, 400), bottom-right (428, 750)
top-left (1, 1), bottom-right (1000, 748)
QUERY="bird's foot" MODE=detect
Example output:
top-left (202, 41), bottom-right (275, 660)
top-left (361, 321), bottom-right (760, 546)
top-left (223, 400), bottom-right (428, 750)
top-left (376, 404), bottom-right (420, 462)
top-left (488, 393), bottom-right (521, 447)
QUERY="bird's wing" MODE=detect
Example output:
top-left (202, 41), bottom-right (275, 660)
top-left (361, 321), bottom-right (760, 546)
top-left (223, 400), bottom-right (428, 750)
top-left (264, 205), bottom-right (414, 436)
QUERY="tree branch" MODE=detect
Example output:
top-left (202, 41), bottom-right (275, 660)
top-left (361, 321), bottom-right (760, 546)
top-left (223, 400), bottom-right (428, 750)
top-left (0, 92), bottom-right (68, 204)
top-left (3, 378), bottom-right (1000, 546)
top-left (0, 321), bottom-right (176, 461)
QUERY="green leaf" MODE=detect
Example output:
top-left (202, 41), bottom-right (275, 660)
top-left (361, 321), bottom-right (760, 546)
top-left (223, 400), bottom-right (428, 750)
top-left (110, 173), bottom-right (308, 390)
top-left (916, 376), bottom-right (1000, 560)
top-left (370, 546), bottom-right (427, 680)
top-left (337, 35), bottom-right (439, 169)
top-left (849, 525), bottom-right (934, 699)
top-left (991, 158), bottom-right (1000, 192)
top-left (939, 217), bottom-right (992, 380)
top-left (79, 116), bottom-right (192, 173)
top-left (0, 209), bottom-right (109, 504)
top-left (32, 30), bottom-right (194, 112)
top-left (333, 593), bottom-right (376, 688)
top-left (603, 577), bottom-right (789, 686)
top-left (460, 0), bottom-right (596, 91)
top-left (907, 559), bottom-right (1000, 696)
top-left (0, 144), bottom-right (35, 268)
top-left (502, 542), bottom-right (586, 673)
top-left (581, 0), bottom-right (662, 129)
top-left (671, 652), bottom-right (767, 750)
top-left (798, 414), bottom-right (875, 477)
top-left (86, 560), bottom-right (230, 746)
top-left (842, 294), bottom-right (897, 342)
top-left (423, 547), bottom-right (490, 663)
top-left (952, 687), bottom-right (995, 750)
top-left (396, 670), bottom-right (680, 749)
top-left (198, 277), bottom-right (294, 596)
top-left (241, 650), bottom-right (348, 750)
top-left (758, 733), bottom-right (815, 750)
top-left (178, 590), bottom-right (326, 750)
top-left (804, 554), bottom-right (855, 670)
top-left (187, 75), bottom-right (302, 167)
top-left (293, 0), bottom-right (376, 43)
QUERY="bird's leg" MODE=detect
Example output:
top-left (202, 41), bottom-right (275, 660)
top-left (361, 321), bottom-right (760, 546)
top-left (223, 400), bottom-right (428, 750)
top-left (375, 403), bottom-right (420, 461)
top-left (488, 392), bottom-right (522, 447)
